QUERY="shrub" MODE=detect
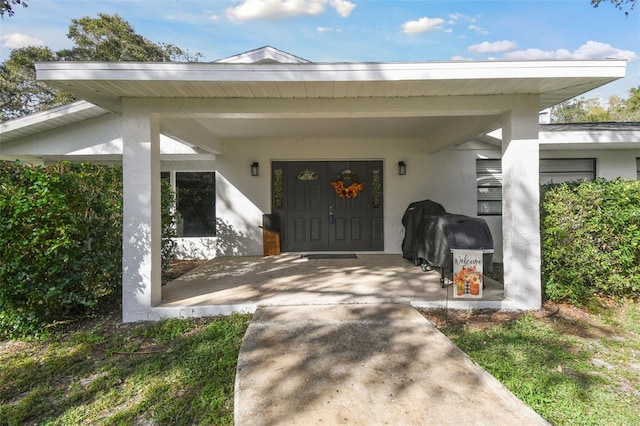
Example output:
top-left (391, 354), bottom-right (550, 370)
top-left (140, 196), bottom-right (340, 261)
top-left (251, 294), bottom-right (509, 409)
top-left (161, 178), bottom-right (177, 273)
top-left (541, 179), bottom-right (640, 304)
top-left (0, 161), bottom-right (177, 338)
top-left (0, 161), bottom-right (122, 337)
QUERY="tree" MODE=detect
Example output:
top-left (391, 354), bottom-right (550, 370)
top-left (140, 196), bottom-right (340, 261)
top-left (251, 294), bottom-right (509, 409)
top-left (623, 86), bottom-right (640, 113)
top-left (0, 0), bottom-right (26, 17)
top-left (0, 13), bottom-right (202, 120)
top-left (591, 0), bottom-right (637, 15)
top-left (551, 97), bottom-right (609, 123)
top-left (551, 86), bottom-right (640, 123)
top-left (0, 47), bottom-right (75, 121)
top-left (606, 87), bottom-right (640, 121)
top-left (58, 14), bottom-right (201, 62)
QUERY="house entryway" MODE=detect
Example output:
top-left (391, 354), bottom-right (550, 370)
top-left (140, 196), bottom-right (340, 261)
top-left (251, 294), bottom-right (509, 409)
top-left (271, 161), bottom-right (384, 252)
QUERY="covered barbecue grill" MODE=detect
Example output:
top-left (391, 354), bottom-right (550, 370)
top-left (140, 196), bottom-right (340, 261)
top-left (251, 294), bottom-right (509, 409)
top-left (401, 200), bottom-right (494, 286)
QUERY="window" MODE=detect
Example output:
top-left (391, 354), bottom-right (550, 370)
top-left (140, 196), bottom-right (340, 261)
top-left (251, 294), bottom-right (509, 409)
top-left (476, 158), bottom-right (596, 216)
top-left (171, 172), bottom-right (216, 237)
top-left (476, 159), bottom-right (502, 216)
top-left (539, 158), bottom-right (596, 185)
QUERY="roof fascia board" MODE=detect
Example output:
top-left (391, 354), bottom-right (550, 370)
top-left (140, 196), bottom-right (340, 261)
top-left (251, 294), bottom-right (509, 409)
top-left (36, 60), bottom-right (626, 83)
top-left (485, 126), bottom-right (640, 145)
top-left (1, 100), bottom-right (104, 130)
top-left (539, 129), bottom-right (640, 144)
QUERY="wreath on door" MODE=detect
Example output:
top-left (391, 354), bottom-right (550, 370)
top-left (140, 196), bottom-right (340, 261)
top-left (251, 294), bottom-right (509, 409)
top-left (331, 169), bottom-right (364, 198)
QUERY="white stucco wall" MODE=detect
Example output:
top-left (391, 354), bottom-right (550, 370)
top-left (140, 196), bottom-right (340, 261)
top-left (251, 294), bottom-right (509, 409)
top-left (4, 112), bottom-right (638, 265)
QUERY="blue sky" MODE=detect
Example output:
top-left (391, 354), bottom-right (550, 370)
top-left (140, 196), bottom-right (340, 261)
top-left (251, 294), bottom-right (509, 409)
top-left (1, 0), bottom-right (638, 102)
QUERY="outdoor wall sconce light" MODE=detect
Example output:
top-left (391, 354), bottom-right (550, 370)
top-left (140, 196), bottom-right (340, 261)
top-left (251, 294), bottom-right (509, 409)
top-left (251, 162), bottom-right (260, 176)
top-left (398, 161), bottom-right (407, 176)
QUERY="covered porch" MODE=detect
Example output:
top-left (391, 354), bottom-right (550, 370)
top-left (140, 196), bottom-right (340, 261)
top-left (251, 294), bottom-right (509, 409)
top-left (32, 47), bottom-right (626, 322)
top-left (158, 254), bottom-right (505, 317)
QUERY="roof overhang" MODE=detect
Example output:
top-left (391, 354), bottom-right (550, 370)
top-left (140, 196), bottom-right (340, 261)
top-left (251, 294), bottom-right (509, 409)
top-left (539, 122), bottom-right (640, 150)
top-left (0, 101), bottom-right (109, 143)
top-left (474, 122), bottom-right (640, 150)
top-left (20, 58), bottom-right (628, 153)
top-left (36, 59), bottom-right (626, 114)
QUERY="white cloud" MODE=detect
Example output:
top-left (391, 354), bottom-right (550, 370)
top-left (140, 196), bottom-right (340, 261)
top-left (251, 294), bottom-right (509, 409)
top-left (468, 25), bottom-right (488, 35)
top-left (573, 41), bottom-right (638, 60)
top-left (330, 0), bottom-right (356, 17)
top-left (504, 48), bottom-right (571, 60)
top-left (449, 12), bottom-right (476, 23)
top-left (1, 33), bottom-right (45, 49)
top-left (468, 40), bottom-right (517, 54)
top-left (226, 0), bottom-right (354, 21)
top-left (210, 14), bottom-right (221, 21)
top-left (505, 41), bottom-right (638, 61)
top-left (317, 26), bottom-right (341, 33)
top-left (402, 17), bottom-right (445, 34)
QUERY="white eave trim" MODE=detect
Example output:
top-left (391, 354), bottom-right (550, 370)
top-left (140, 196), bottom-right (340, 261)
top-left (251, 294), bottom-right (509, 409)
top-left (1, 101), bottom-right (109, 143)
top-left (36, 59), bottom-right (627, 83)
top-left (539, 129), bottom-right (640, 144)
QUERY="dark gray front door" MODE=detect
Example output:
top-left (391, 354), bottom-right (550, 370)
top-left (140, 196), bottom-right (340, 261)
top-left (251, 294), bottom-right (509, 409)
top-left (272, 161), bottom-right (383, 252)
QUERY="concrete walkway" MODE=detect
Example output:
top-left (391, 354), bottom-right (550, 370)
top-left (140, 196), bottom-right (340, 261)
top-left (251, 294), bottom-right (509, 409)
top-left (235, 304), bottom-right (549, 425)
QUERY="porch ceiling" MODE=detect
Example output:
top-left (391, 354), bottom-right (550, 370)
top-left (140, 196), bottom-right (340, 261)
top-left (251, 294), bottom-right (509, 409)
top-left (190, 115), bottom-right (499, 140)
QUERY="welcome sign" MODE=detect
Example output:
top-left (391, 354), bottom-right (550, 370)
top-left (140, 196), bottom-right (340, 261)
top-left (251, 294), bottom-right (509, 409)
top-left (452, 249), bottom-right (483, 298)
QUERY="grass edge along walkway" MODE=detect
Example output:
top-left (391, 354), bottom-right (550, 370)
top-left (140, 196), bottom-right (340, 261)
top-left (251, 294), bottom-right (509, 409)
top-left (0, 313), bottom-right (251, 426)
top-left (423, 300), bottom-right (640, 426)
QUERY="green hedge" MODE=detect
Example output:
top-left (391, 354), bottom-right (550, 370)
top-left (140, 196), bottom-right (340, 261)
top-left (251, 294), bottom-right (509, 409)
top-left (0, 161), bottom-right (176, 339)
top-left (0, 161), bottom-right (123, 337)
top-left (541, 179), bottom-right (640, 304)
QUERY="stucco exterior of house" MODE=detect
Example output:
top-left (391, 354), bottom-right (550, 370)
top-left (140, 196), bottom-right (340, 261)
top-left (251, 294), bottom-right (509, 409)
top-left (1, 47), bottom-right (637, 322)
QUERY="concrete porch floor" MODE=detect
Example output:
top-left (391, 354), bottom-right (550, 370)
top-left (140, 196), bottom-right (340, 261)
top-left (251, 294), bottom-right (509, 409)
top-left (160, 254), bottom-right (505, 311)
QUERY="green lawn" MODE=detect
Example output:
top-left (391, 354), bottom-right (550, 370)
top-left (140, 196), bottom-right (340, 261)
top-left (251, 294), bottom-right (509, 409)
top-left (427, 300), bottom-right (640, 425)
top-left (2, 301), bottom-right (639, 425)
top-left (0, 312), bottom-right (250, 425)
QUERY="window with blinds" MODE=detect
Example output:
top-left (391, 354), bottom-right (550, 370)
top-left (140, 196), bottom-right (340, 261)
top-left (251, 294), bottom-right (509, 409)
top-left (476, 159), bottom-right (502, 215)
top-left (476, 158), bottom-right (596, 216)
top-left (539, 158), bottom-right (596, 185)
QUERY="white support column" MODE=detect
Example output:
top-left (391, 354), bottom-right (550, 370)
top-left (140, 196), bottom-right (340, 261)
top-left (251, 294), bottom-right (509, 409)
top-left (501, 97), bottom-right (542, 310)
top-left (122, 100), bottom-right (162, 322)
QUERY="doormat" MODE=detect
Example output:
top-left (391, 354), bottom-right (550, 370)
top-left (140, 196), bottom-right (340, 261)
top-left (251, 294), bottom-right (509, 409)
top-left (302, 254), bottom-right (358, 260)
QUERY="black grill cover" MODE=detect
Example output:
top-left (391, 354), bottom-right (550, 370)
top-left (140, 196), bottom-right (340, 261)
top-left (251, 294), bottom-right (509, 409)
top-left (402, 200), bottom-right (493, 273)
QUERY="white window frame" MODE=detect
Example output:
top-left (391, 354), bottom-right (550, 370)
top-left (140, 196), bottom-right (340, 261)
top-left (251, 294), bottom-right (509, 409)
top-left (161, 171), bottom-right (217, 237)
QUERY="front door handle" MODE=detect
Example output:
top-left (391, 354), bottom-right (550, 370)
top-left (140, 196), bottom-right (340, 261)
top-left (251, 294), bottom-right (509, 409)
top-left (329, 205), bottom-right (334, 224)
